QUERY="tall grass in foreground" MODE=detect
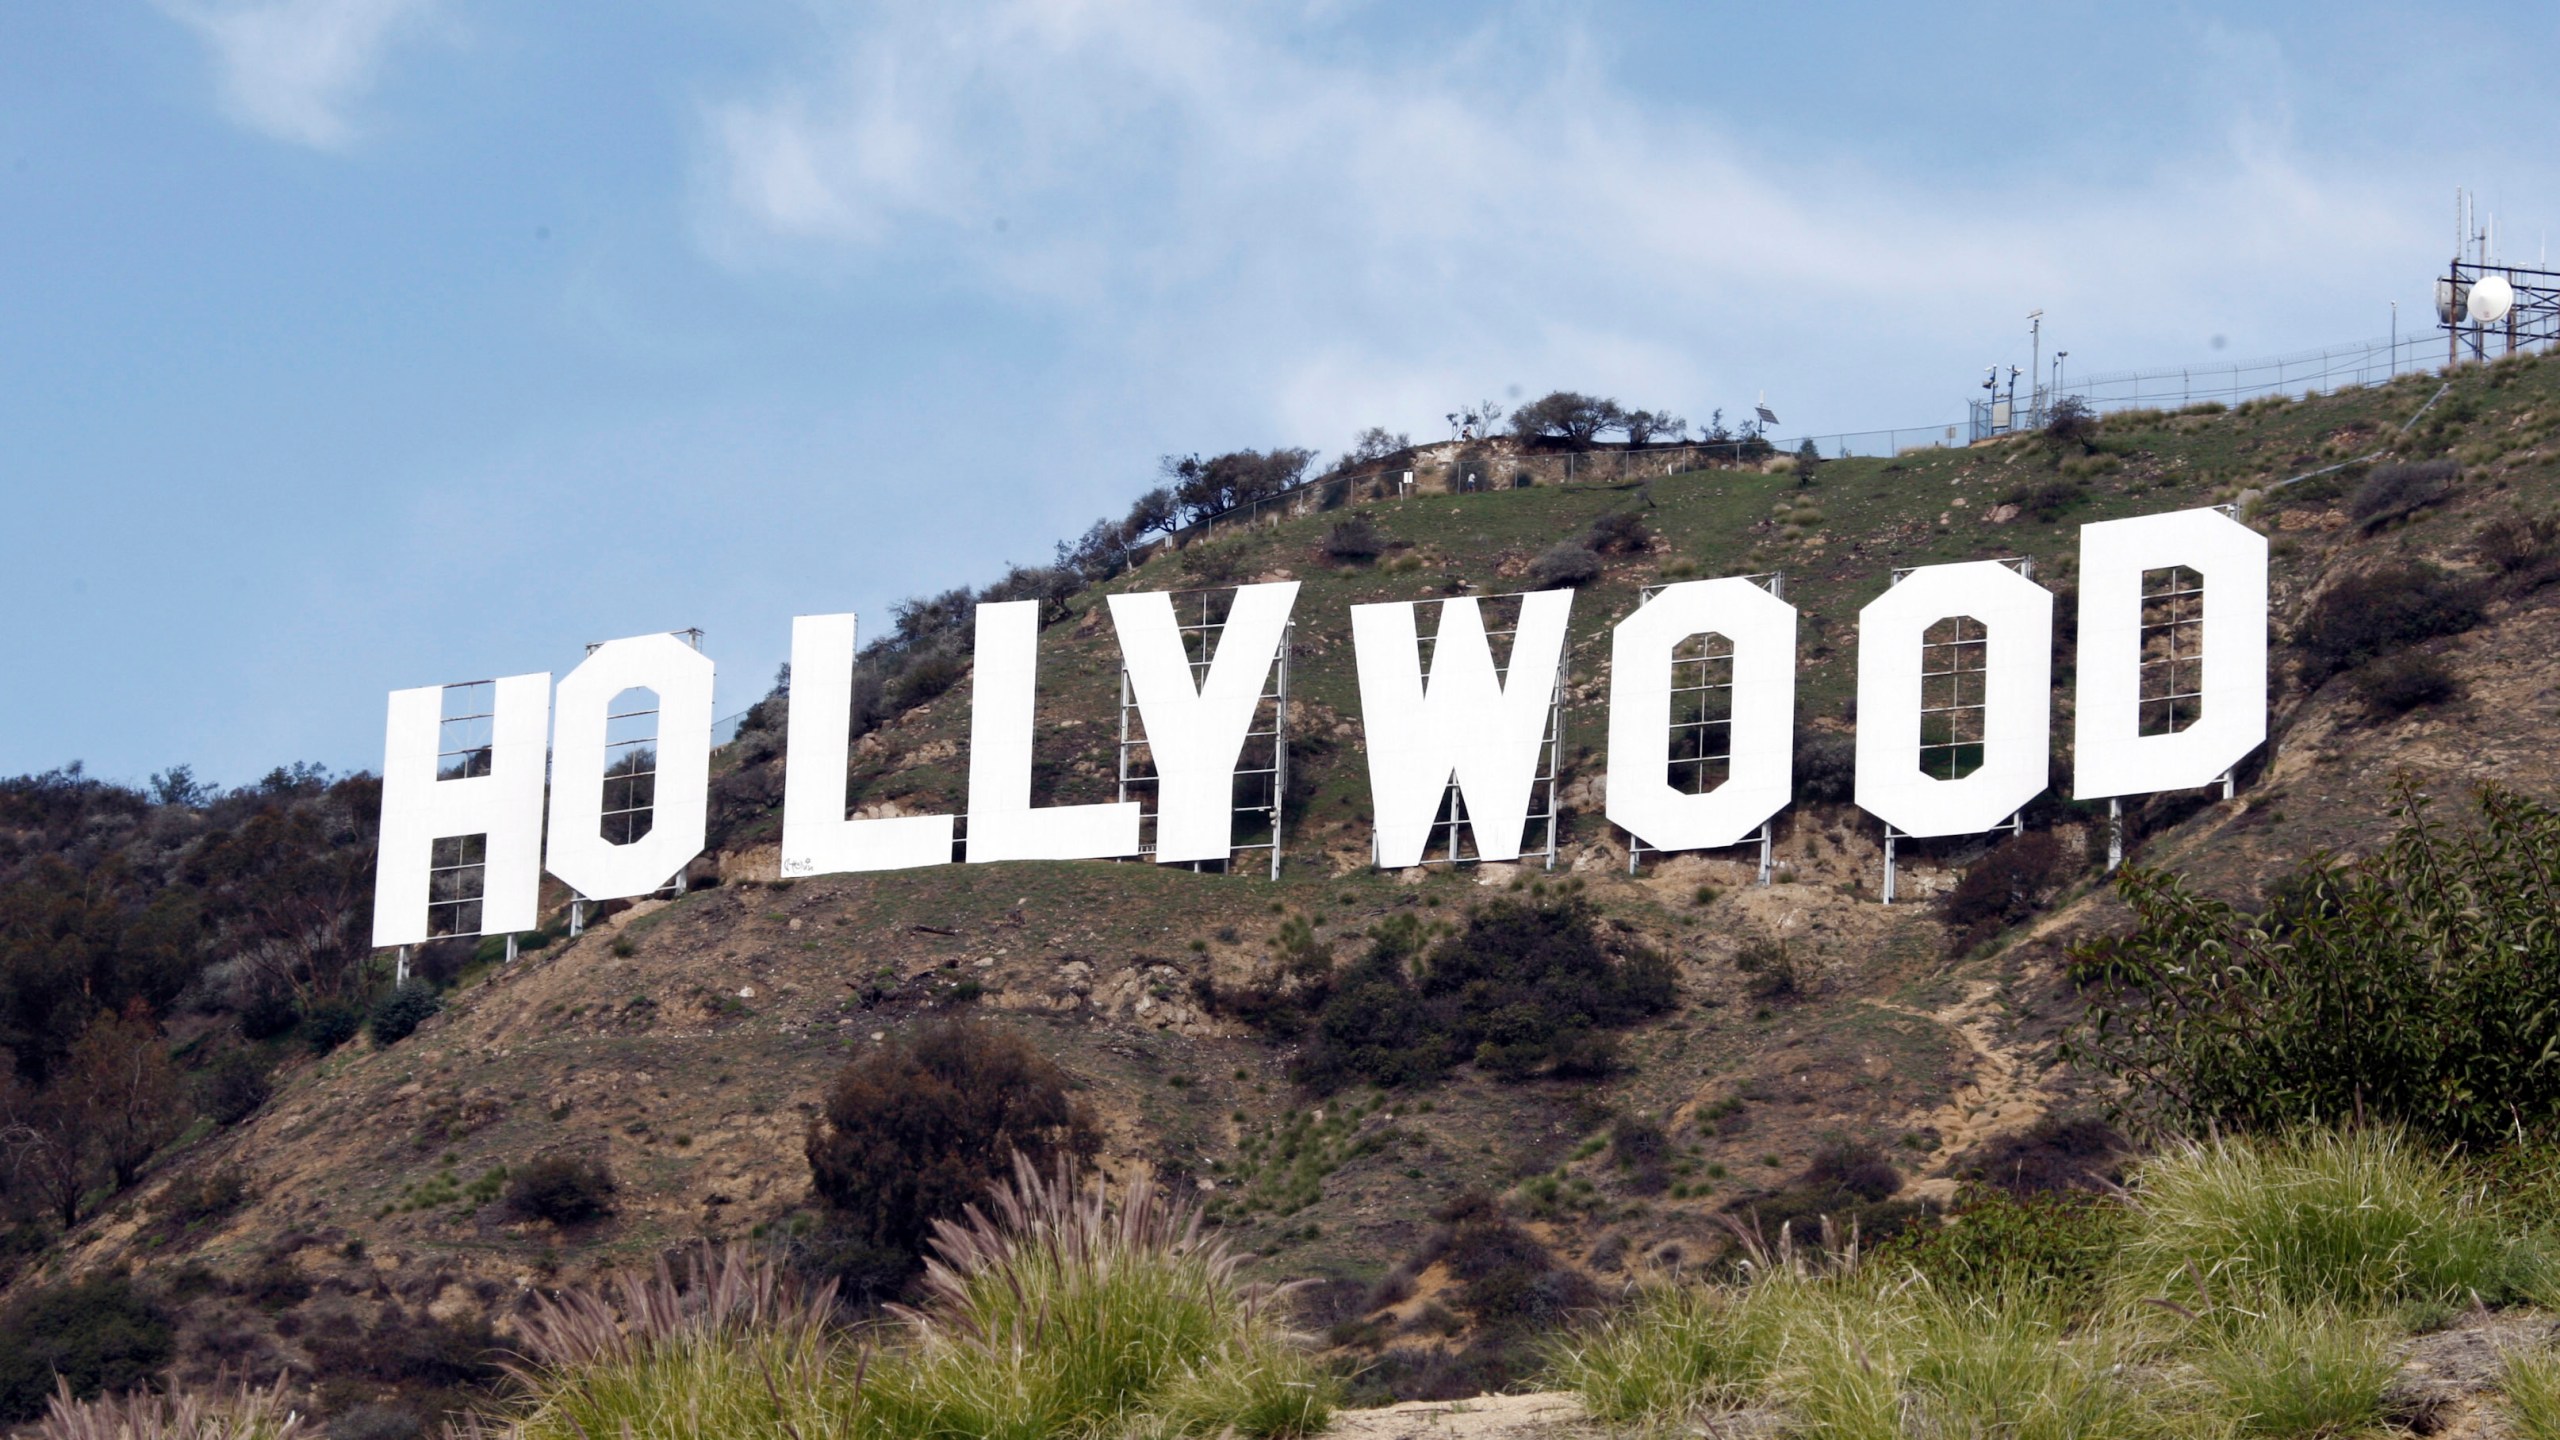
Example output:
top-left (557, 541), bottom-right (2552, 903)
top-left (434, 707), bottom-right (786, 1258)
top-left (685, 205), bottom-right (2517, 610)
top-left (507, 1159), bottom-right (1330, 1440)
top-left (1554, 1128), bottom-right (2547, 1434)
top-left (33, 1376), bottom-right (306, 1439)
top-left (2114, 1128), bottom-right (2524, 1312)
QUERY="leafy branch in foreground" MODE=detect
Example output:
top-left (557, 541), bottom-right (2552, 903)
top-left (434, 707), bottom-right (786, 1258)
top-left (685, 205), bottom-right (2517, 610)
top-left (2066, 778), bottom-right (2560, 1145)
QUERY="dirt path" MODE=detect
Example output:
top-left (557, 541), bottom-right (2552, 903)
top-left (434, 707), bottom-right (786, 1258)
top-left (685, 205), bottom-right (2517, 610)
top-left (1866, 978), bottom-right (2053, 1200)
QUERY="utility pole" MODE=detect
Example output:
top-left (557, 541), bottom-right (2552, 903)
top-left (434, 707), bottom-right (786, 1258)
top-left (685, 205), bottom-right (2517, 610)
top-left (2027, 310), bottom-right (2045, 427)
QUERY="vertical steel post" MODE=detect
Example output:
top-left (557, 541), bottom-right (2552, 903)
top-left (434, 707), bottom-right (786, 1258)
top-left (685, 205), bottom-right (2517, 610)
top-left (1882, 829), bottom-right (1897, 905)
top-left (1270, 622), bottom-right (1291, 881)
top-left (2107, 798), bottom-right (2123, 872)
top-left (395, 945), bottom-right (409, 986)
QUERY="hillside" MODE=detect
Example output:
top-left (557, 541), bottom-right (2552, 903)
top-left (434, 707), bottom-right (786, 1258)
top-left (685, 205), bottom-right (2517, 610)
top-left (12, 352), bottom-right (2560, 1429)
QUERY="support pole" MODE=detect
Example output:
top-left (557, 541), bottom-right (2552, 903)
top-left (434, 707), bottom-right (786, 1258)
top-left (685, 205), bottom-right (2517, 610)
top-left (504, 933), bottom-right (518, 964)
top-left (568, 898), bottom-right (584, 937)
top-left (1270, 622), bottom-right (1291, 882)
top-left (1882, 828), bottom-right (1898, 905)
top-left (395, 945), bottom-right (410, 986)
top-left (1756, 823), bottom-right (1773, 886)
top-left (2107, 798), bottom-right (2123, 873)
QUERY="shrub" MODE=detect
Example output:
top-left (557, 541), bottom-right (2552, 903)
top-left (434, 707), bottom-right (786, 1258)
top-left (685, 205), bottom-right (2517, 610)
top-left (1320, 517), bottom-right (1384, 563)
top-left (2069, 781), bottom-right (2560, 1144)
top-left (1527, 542), bottom-right (1604, 590)
top-left (2350, 458), bottom-right (2457, 531)
top-left (1939, 829), bottom-right (2074, 953)
top-left (1295, 901), bottom-right (1675, 1091)
top-left (367, 982), bottom-right (441, 1046)
top-left (2112, 1130), bottom-right (2522, 1312)
top-left (158, 1165), bottom-right (249, 1228)
top-left (1733, 940), bottom-right (1805, 1003)
top-left (200, 1048), bottom-right (271, 1125)
top-left (1953, 1115), bottom-right (2125, 1195)
top-left (803, 1021), bottom-right (1097, 1299)
top-left (2295, 560), bottom-right (2486, 684)
top-left (2477, 509), bottom-right (2560, 574)
top-left (506, 1153), bottom-right (616, 1225)
top-left (238, 989), bottom-right (299, 1042)
top-left (303, 1001), bottom-right (362, 1053)
top-left (1874, 1189), bottom-right (2127, 1319)
top-left (1587, 510), bottom-right (1650, 555)
top-left (1610, 1115), bottom-right (1670, 1195)
top-left (2043, 395), bottom-right (2098, 448)
top-left (1794, 730), bottom-right (1856, 803)
top-left (2000, 478), bottom-right (2085, 523)
top-left (0, 1276), bottom-right (176, 1423)
top-left (2349, 650), bottom-right (2459, 716)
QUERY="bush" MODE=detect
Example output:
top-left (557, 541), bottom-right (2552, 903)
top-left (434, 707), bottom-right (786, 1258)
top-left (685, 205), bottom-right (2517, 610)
top-left (1873, 1188), bottom-right (2127, 1319)
top-left (2043, 395), bottom-right (2098, 448)
top-left (1952, 1114), bottom-right (2125, 1195)
top-left (200, 1048), bottom-right (271, 1125)
top-left (1999, 478), bottom-right (2085, 524)
top-left (1321, 517), bottom-right (1385, 563)
top-left (1587, 510), bottom-right (1650, 555)
top-left (2477, 509), bottom-right (2560, 574)
top-left (303, 1000), bottom-right (363, 1053)
top-left (1793, 731), bottom-right (1856, 804)
top-left (238, 989), bottom-right (299, 1042)
top-left (2070, 781), bottom-right (2560, 1145)
top-left (506, 1153), bottom-right (616, 1225)
top-left (1295, 901), bottom-right (1675, 1091)
top-left (803, 1021), bottom-right (1097, 1299)
top-left (0, 1276), bottom-right (175, 1423)
top-left (1610, 1116), bottom-right (1670, 1195)
top-left (2348, 650), bottom-right (2460, 716)
top-left (158, 1165), bottom-right (248, 1227)
top-left (2497, 1344), bottom-right (2560, 1440)
top-left (2350, 458), bottom-right (2457, 531)
top-left (1939, 829), bottom-right (2074, 953)
top-left (1527, 542), bottom-right (1604, 590)
top-left (368, 982), bottom-right (441, 1046)
top-left (2293, 560), bottom-right (2485, 686)
top-left (2196, 1303), bottom-right (2395, 1437)
top-left (1551, 1282), bottom-right (1793, 1424)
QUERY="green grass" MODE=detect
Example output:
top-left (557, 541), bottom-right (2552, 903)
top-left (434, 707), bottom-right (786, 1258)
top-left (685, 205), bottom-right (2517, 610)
top-left (2193, 1302), bottom-right (2395, 1438)
top-left (2498, 1342), bottom-right (2560, 1440)
top-left (1552, 1127), bottom-right (2551, 1434)
top-left (2112, 1129), bottom-right (2525, 1313)
top-left (503, 1162), bottom-right (1330, 1440)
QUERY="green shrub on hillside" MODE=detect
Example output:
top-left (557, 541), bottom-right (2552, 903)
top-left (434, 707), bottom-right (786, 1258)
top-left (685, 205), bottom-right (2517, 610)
top-left (2070, 781), bottom-right (2560, 1145)
top-left (1293, 899), bottom-right (1675, 1091)
top-left (0, 1276), bottom-right (175, 1423)
top-left (2293, 561), bottom-right (2485, 684)
top-left (803, 1021), bottom-right (1097, 1300)
top-left (367, 981), bottom-right (441, 1046)
top-left (506, 1153), bottom-right (616, 1225)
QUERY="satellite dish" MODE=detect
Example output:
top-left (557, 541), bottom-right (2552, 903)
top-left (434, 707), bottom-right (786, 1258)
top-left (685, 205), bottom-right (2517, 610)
top-left (2469, 274), bottom-right (2516, 325)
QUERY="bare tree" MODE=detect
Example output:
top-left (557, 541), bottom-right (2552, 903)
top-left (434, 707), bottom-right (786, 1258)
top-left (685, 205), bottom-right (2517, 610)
top-left (69, 1006), bottom-right (183, 1191)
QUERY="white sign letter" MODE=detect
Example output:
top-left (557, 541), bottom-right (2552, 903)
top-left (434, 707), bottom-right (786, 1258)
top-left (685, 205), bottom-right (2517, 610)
top-left (1606, 578), bottom-right (1796, 852)
top-left (1353, 591), bottom-right (1572, 868)
top-left (547, 632), bottom-right (715, 900)
top-left (966, 600), bottom-right (1142, 862)
top-left (1109, 583), bottom-right (1299, 864)
top-left (780, 613), bottom-right (954, 875)
top-left (371, 673), bottom-right (550, 947)
top-left (2074, 507), bottom-right (2267, 799)
top-left (1855, 561), bottom-right (2052, 838)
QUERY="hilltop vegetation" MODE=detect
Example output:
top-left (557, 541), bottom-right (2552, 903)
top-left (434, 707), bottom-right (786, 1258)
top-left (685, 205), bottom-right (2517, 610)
top-left (10, 358), bottom-right (2560, 1432)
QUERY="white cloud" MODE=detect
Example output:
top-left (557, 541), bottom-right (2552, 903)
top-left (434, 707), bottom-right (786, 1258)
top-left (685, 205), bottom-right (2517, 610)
top-left (687, 3), bottom-right (2463, 449)
top-left (159, 0), bottom-right (441, 150)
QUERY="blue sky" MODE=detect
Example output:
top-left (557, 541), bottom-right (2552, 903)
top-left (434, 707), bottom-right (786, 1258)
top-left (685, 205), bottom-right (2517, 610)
top-left (2, 2), bottom-right (2553, 784)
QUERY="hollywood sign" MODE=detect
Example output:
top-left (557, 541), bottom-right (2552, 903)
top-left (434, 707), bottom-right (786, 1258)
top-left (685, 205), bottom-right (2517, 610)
top-left (370, 506), bottom-right (2263, 946)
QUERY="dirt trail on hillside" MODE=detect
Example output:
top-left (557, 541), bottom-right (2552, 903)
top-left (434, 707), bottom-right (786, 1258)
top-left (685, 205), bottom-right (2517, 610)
top-left (1865, 979), bottom-right (2054, 1199)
